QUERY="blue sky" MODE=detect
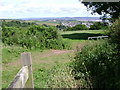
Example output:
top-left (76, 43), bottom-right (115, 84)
top-left (0, 0), bottom-right (100, 19)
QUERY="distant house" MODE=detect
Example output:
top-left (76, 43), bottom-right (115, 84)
top-left (61, 21), bottom-right (95, 28)
top-left (62, 22), bottom-right (82, 27)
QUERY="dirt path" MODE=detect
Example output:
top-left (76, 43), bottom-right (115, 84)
top-left (32, 49), bottom-right (75, 65)
top-left (51, 50), bottom-right (74, 54)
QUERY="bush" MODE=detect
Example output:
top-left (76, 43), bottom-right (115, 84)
top-left (2, 20), bottom-right (36, 27)
top-left (108, 16), bottom-right (120, 49)
top-left (89, 22), bottom-right (108, 30)
top-left (56, 25), bottom-right (67, 30)
top-left (72, 24), bottom-right (88, 30)
top-left (72, 40), bottom-right (120, 88)
top-left (64, 24), bottom-right (88, 31)
top-left (2, 21), bottom-right (69, 49)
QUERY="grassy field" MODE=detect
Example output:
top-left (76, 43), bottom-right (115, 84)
top-left (2, 30), bottom-right (106, 88)
top-left (26, 20), bottom-right (59, 26)
top-left (60, 30), bottom-right (106, 49)
top-left (2, 47), bottom-right (75, 88)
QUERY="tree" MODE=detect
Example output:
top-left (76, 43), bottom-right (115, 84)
top-left (108, 16), bottom-right (120, 50)
top-left (89, 22), bottom-right (108, 30)
top-left (72, 24), bottom-right (88, 30)
top-left (56, 25), bottom-right (66, 30)
top-left (80, 1), bottom-right (120, 21)
top-left (64, 24), bottom-right (88, 31)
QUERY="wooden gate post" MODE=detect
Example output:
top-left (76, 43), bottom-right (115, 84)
top-left (21, 52), bottom-right (34, 88)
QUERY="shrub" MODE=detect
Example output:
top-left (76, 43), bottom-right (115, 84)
top-left (2, 20), bottom-right (36, 27)
top-left (2, 21), bottom-right (69, 49)
top-left (56, 25), bottom-right (67, 30)
top-left (72, 24), bottom-right (88, 30)
top-left (108, 16), bottom-right (120, 50)
top-left (64, 24), bottom-right (88, 31)
top-left (72, 40), bottom-right (120, 88)
top-left (89, 22), bottom-right (108, 30)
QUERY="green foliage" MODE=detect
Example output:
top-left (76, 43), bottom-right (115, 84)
top-left (82, 2), bottom-right (120, 20)
top-left (33, 67), bottom-right (50, 88)
top-left (44, 64), bottom-right (79, 88)
top-left (89, 22), bottom-right (108, 30)
top-left (56, 24), bottom-right (67, 30)
top-left (2, 20), bottom-right (36, 27)
top-left (33, 63), bottom-right (78, 88)
top-left (2, 46), bottom-right (29, 63)
top-left (108, 16), bottom-right (120, 49)
top-left (65, 24), bottom-right (88, 31)
top-left (2, 21), bottom-right (69, 49)
top-left (72, 40), bottom-right (120, 88)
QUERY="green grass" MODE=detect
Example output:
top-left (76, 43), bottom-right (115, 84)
top-left (2, 46), bottom-right (74, 88)
top-left (2, 67), bottom-right (20, 88)
top-left (60, 30), bottom-right (106, 49)
top-left (2, 30), bottom-right (106, 88)
top-left (2, 46), bottom-right (43, 88)
top-left (2, 46), bottom-right (28, 64)
top-left (26, 20), bottom-right (59, 26)
top-left (2, 46), bottom-right (22, 87)
top-left (43, 63), bottom-right (80, 88)
top-left (60, 30), bottom-right (105, 34)
top-left (32, 50), bottom-right (74, 88)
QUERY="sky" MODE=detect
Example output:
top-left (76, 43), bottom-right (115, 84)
top-left (0, 0), bottom-right (101, 19)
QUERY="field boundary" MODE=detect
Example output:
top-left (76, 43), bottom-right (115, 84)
top-left (88, 36), bottom-right (108, 40)
top-left (7, 52), bottom-right (34, 89)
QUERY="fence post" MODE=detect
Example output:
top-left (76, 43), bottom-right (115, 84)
top-left (21, 52), bottom-right (34, 88)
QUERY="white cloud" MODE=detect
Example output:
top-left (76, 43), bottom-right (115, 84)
top-left (0, 0), bottom-right (100, 18)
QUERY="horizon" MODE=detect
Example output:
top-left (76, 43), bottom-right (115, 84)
top-left (0, 16), bottom-right (101, 20)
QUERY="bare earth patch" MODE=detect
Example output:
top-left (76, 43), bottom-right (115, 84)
top-left (32, 49), bottom-right (75, 65)
top-left (51, 50), bottom-right (74, 54)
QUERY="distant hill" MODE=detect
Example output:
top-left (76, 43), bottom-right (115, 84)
top-left (20, 17), bottom-right (101, 21)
